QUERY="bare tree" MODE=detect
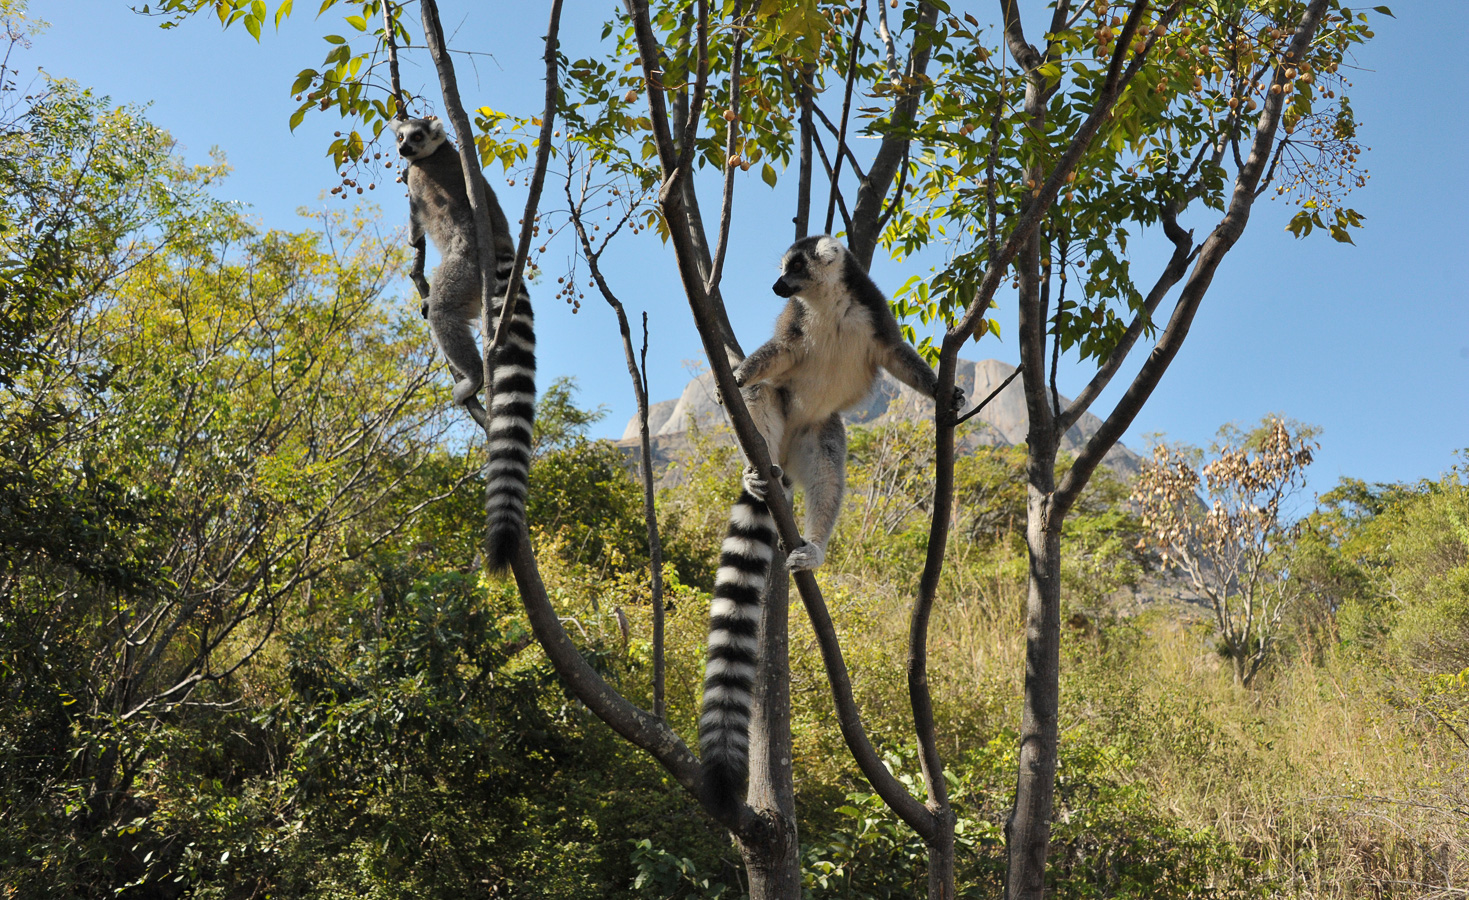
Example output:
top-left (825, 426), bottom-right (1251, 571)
top-left (1134, 418), bottom-right (1317, 686)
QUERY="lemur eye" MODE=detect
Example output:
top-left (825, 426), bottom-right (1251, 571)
top-left (787, 258), bottom-right (805, 273)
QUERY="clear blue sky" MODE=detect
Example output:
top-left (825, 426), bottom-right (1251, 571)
top-left (24, 1), bottom-right (1469, 497)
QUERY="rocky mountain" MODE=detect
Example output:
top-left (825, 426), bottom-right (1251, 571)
top-left (618, 358), bottom-right (1144, 478)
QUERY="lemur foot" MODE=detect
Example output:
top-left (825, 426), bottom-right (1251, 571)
top-left (451, 378), bottom-right (484, 406)
top-left (950, 386), bottom-right (966, 413)
top-left (786, 541), bottom-right (826, 572)
top-left (741, 464), bottom-right (785, 501)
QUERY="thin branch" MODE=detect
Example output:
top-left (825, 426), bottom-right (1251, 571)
top-left (985, 80), bottom-right (1005, 262)
top-left (1055, 205), bottom-right (1193, 433)
top-left (872, 145), bottom-right (907, 236)
top-left (488, 0), bottom-right (564, 358)
top-left (381, 1), bottom-right (407, 118)
top-left (1049, 277), bottom-right (1063, 419)
top-left (825, 1), bottom-right (867, 235)
top-left (956, 366), bottom-right (1021, 425)
top-left (809, 128), bottom-right (853, 234)
top-left (948, 0), bottom-right (1178, 344)
top-left (705, 1), bottom-right (745, 297)
top-left (874, 0), bottom-right (901, 82)
top-left (811, 104), bottom-right (868, 182)
top-left (794, 62), bottom-right (815, 240)
top-left (675, 0), bottom-right (710, 181)
top-left (640, 313), bottom-right (665, 719)
top-left (627, 0), bottom-right (743, 363)
top-left (566, 171), bottom-right (667, 718)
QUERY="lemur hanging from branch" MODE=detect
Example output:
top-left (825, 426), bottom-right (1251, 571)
top-left (391, 115), bottom-right (536, 571)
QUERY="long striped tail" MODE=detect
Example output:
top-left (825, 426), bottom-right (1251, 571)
top-left (484, 281), bottom-right (535, 572)
top-left (699, 488), bottom-right (776, 815)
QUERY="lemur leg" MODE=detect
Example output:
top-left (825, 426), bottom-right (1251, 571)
top-left (739, 382), bottom-right (787, 500)
top-left (426, 256), bottom-right (486, 405)
top-left (783, 413), bottom-right (846, 572)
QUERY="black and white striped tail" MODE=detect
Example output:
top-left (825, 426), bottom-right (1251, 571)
top-left (484, 274), bottom-right (535, 572)
top-left (699, 489), bottom-right (776, 815)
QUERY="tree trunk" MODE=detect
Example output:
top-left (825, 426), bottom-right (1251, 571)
top-left (927, 826), bottom-right (956, 899)
top-left (1006, 437), bottom-right (1062, 900)
top-left (738, 559), bottom-right (801, 899)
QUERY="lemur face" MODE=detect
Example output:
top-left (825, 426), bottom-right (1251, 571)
top-left (772, 235), bottom-right (844, 297)
top-left (391, 116), bottom-right (447, 161)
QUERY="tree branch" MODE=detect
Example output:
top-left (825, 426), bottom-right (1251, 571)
top-left (848, 2), bottom-right (940, 269)
top-left (418, 0), bottom-right (507, 393)
top-left (628, 0), bottom-right (937, 842)
top-left (956, 366), bottom-right (1020, 425)
top-left (510, 537), bottom-right (707, 803)
top-left (705, 1), bottom-right (745, 297)
top-left (1052, 0), bottom-right (1331, 521)
top-left (825, 2), bottom-right (867, 235)
top-left (488, 0), bottom-right (563, 359)
top-left (566, 172), bottom-right (667, 719)
top-left (794, 62), bottom-right (815, 240)
top-left (948, 0), bottom-right (1176, 345)
top-left (627, 0), bottom-right (743, 363)
top-left (1054, 205), bottom-right (1193, 434)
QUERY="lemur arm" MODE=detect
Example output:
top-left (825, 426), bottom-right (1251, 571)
top-left (734, 338), bottom-right (797, 388)
top-left (881, 337), bottom-right (964, 412)
top-left (407, 201), bottom-right (431, 314)
top-left (410, 236), bottom-right (431, 312)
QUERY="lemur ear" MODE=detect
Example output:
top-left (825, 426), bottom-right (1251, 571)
top-left (814, 236), bottom-right (845, 264)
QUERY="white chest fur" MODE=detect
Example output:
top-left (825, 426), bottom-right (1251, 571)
top-left (773, 291), bottom-right (879, 427)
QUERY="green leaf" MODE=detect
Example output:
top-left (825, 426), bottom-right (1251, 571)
top-left (274, 0), bottom-right (293, 28)
top-left (345, 14), bottom-right (367, 31)
top-left (289, 106), bottom-right (306, 131)
top-left (1371, 5), bottom-right (1394, 16)
top-left (761, 162), bottom-right (777, 187)
top-left (290, 68), bottom-right (317, 94)
top-left (244, 14), bottom-right (262, 41)
top-left (324, 33), bottom-right (345, 44)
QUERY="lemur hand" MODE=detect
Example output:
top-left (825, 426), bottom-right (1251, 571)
top-left (951, 386), bottom-right (966, 414)
top-left (741, 464), bottom-right (784, 501)
top-left (786, 540), bottom-right (826, 571)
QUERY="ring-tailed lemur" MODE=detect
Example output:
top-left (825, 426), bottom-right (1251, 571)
top-left (391, 116), bottom-right (535, 571)
top-left (699, 235), bottom-right (964, 813)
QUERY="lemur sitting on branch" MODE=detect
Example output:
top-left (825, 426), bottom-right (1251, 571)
top-left (699, 235), bottom-right (963, 814)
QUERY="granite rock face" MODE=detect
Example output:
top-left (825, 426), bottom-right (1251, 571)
top-left (619, 358), bottom-right (1143, 478)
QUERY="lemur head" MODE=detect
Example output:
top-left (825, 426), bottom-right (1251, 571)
top-left (390, 116), bottom-right (447, 161)
top-left (772, 235), bottom-right (847, 298)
